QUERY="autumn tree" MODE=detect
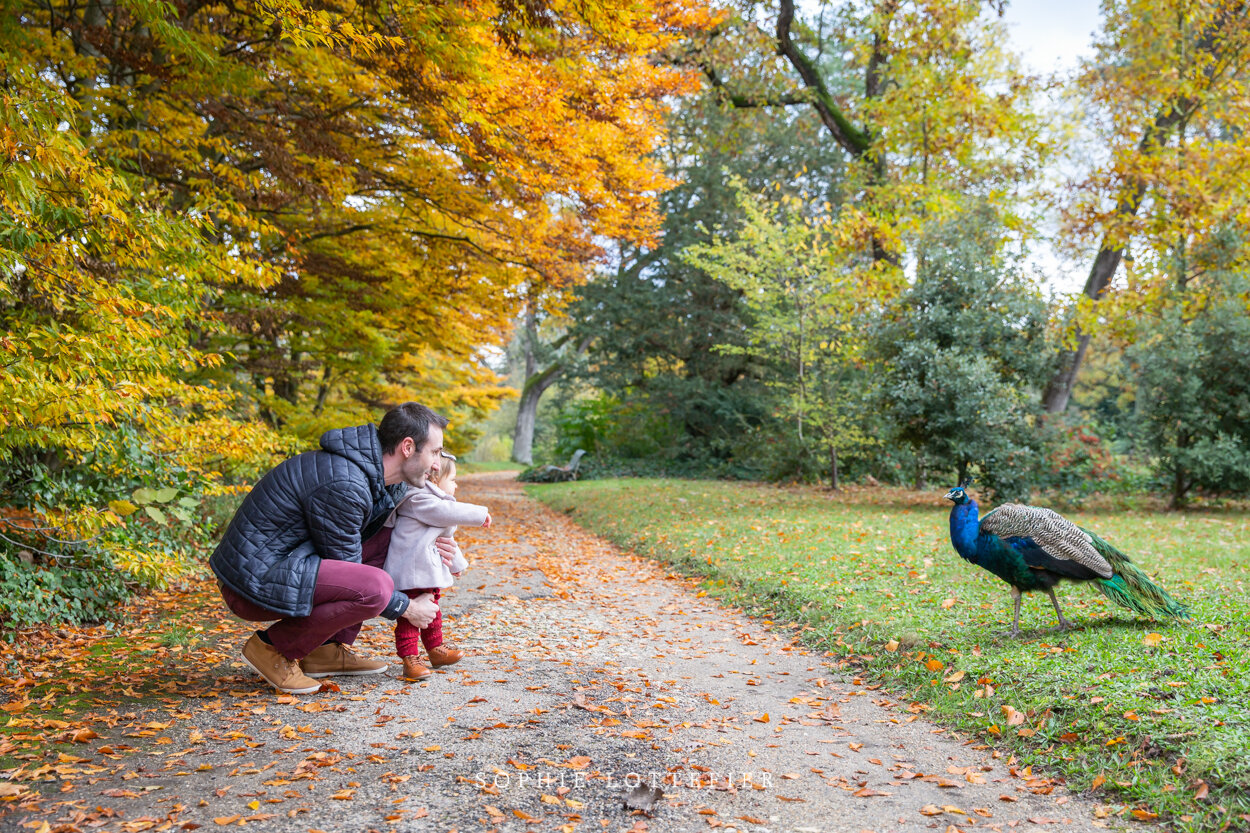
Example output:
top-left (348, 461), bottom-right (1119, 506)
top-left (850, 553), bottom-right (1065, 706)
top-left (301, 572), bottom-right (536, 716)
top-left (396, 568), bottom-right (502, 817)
top-left (2, 0), bottom-right (714, 614)
top-left (693, 0), bottom-right (1045, 274)
top-left (1044, 0), bottom-right (1250, 412)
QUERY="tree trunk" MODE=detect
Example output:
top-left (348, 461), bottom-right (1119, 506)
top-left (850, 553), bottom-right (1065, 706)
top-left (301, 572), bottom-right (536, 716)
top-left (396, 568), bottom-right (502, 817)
top-left (829, 445), bottom-right (840, 491)
top-left (1041, 233), bottom-right (1135, 414)
top-left (511, 363), bottom-right (569, 465)
top-left (1169, 431), bottom-right (1191, 510)
top-left (510, 308), bottom-right (589, 464)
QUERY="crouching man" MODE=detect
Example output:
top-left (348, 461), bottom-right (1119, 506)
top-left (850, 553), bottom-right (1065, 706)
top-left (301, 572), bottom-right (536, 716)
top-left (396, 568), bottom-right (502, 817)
top-left (210, 403), bottom-right (452, 693)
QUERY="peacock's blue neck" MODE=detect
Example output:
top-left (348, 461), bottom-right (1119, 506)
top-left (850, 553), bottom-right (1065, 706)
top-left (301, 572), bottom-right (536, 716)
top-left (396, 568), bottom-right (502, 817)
top-left (949, 500), bottom-right (982, 562)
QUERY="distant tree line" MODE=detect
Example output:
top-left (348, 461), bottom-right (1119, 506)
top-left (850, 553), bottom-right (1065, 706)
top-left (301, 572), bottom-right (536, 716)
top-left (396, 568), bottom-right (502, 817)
top-left (518, 0), bottom-right (1250, 509)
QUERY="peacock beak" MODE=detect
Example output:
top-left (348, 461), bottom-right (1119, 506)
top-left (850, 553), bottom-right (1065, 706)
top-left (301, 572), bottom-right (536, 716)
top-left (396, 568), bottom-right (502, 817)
top-left (943, 489), bottom-right (959, 501)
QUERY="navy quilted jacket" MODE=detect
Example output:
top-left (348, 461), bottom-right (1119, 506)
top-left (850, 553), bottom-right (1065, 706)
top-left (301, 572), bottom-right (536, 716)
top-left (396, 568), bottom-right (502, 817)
top-left (209, 425), bottom-right (410, 619)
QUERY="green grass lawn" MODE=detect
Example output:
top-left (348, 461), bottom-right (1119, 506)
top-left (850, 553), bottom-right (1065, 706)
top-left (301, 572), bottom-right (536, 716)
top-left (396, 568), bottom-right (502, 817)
top-left (527, 478), bottom-right (1250, 833)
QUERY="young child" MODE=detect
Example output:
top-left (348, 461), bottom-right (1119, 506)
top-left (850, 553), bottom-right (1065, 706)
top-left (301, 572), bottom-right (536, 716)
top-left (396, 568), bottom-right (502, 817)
top-left (383, 453), bottom-right (491, 680)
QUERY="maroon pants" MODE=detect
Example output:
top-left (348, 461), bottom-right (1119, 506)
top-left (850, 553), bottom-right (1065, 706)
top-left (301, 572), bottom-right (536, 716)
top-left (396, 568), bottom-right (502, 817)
top-left (219, 527), bottom-right (396, 660)
top-left (394, 588), bottom-right (443, 657)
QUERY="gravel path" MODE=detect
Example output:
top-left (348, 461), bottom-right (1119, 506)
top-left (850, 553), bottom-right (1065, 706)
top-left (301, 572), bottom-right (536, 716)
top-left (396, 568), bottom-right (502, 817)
top-left (9, 472), bottom-right (1132, 833)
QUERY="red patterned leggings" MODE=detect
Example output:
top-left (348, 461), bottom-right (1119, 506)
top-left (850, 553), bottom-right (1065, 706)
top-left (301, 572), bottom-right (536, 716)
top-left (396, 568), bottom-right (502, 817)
top-left (394, 588), bottom-right (443, 657)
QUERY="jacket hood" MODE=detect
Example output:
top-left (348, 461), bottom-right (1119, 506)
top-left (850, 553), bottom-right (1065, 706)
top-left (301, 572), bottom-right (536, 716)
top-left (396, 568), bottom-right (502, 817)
top-left (320, 424), bottom-right (386, 499)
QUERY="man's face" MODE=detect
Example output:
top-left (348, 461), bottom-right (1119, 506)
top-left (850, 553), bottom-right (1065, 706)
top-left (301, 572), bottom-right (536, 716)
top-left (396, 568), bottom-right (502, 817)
top-left (399, 426), bottom-right (444, 487)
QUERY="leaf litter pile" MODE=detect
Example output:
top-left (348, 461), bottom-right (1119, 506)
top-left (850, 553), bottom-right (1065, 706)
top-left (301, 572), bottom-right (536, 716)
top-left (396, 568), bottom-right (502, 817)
top-left (2, 473), bottom-right (1128, 832)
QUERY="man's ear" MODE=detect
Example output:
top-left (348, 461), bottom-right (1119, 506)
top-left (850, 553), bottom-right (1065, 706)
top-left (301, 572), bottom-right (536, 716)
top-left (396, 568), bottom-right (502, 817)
top-left (401, 437), bottom-right (414, 458)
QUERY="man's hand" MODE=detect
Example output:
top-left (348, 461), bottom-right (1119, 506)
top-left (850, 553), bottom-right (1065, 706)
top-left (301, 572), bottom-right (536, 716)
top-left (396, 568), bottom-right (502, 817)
top-left (401, 593), bottom-right (439, 629)
top-left (482, 513), bottom-right (492, 529)
top-left (435, 536), bottom-right (456, 568)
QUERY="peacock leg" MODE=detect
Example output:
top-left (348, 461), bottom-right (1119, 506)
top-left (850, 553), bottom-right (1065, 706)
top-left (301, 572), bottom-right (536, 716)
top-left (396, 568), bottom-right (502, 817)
top-left (1003, 587), bottom-right (1022, 637)
top-left (1045, 588), bottom-right (1074, 631)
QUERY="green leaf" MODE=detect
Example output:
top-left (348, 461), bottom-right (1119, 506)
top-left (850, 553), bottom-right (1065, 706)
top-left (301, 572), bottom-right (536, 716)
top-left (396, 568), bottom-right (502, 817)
top-left (154, 487), bottom-right (179, 503)
top-left (132, 487), bottom-right (157, 505)
top-left (143, 505), bottom-right (168, 525)
top-left (178, 496), bottom-right (199, 509)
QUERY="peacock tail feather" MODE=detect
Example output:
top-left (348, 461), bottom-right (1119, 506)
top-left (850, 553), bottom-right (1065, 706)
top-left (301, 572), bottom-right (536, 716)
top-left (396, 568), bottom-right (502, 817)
top-left (1085, 528), bottom-right (1191, 620)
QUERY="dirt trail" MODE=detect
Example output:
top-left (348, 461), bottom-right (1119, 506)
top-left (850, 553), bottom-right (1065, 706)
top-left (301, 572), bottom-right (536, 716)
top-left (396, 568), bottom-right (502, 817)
top-left (5, 472), bottom-right (1130, 833)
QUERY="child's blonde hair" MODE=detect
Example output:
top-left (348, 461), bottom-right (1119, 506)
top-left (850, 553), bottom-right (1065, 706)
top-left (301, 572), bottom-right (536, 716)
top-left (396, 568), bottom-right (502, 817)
top-left (434, 456), bottom-right (456, 489)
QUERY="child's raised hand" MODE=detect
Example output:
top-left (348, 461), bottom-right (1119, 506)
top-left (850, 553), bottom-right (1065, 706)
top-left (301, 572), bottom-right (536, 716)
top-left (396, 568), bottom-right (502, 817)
top-left (482, 513), bottom-right (492, 529)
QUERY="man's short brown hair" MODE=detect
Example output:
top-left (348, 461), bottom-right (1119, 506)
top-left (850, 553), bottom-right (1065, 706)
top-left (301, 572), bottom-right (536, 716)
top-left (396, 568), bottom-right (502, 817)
top-left (378, 403), bottom-right (448, 455)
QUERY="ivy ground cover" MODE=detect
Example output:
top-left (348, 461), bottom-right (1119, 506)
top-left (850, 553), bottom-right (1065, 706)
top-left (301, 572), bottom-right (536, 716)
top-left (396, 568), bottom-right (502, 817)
top-left (527, 478), bottom-right (1250, 833)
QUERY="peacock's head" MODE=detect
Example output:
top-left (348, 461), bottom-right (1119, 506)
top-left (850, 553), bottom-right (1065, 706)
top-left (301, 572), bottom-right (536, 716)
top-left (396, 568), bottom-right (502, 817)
top-left (944, 479), bottom-right (973, 505)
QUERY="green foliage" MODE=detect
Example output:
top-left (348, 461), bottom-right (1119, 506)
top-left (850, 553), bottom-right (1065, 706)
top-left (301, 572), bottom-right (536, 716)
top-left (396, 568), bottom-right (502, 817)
top-left (572, 90), bottom-right (846, 474)
top-left (685, 184), bottom-right (883, 485)
top-left (0, 424), bottom-right (249, 625)
top-left (0, 553), bottom-right (129, 630)
top-left (1128, 278), bottom-right (1250, 507)
top-left (871, 212), bottom-right (1055, 499)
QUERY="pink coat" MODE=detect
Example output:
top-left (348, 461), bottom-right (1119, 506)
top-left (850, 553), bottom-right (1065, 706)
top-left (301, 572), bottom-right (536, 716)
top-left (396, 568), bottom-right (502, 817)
top-left (382, 482), bottom-right (485, 590)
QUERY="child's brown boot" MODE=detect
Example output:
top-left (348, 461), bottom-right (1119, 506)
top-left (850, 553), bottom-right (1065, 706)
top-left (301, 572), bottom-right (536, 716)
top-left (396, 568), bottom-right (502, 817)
top-left (427, 644), bottom-right (464, 668)
top-left (401, 656), bottom-right (431, 680)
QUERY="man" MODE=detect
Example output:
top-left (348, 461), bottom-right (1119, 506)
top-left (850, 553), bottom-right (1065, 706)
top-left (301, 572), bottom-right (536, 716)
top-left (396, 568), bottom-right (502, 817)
top-left (211, 403), bottom-right (452, 693)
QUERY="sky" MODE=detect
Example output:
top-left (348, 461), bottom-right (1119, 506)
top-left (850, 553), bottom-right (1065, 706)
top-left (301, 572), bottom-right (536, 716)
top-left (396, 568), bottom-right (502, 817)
top-left (1000, 0), bottom-right (1103, 72)
top-left (998, 0), bottom-right (1106, 292)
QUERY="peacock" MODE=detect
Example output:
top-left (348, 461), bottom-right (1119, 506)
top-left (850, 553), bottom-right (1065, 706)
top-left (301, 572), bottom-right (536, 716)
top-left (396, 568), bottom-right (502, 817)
top-left (944, 484), bottom-right (1190, 635)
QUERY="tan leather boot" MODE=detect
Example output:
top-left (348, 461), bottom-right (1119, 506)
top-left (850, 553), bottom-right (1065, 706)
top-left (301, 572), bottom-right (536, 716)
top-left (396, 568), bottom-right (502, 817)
top-left (241, 634), bottom-right (320, 694)
top-left (300, 642), bottom-right (388, 678)
top-left (427, 644), bottom-right (464, 667)
top-left (401, 656), bottom-right (432, 680)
